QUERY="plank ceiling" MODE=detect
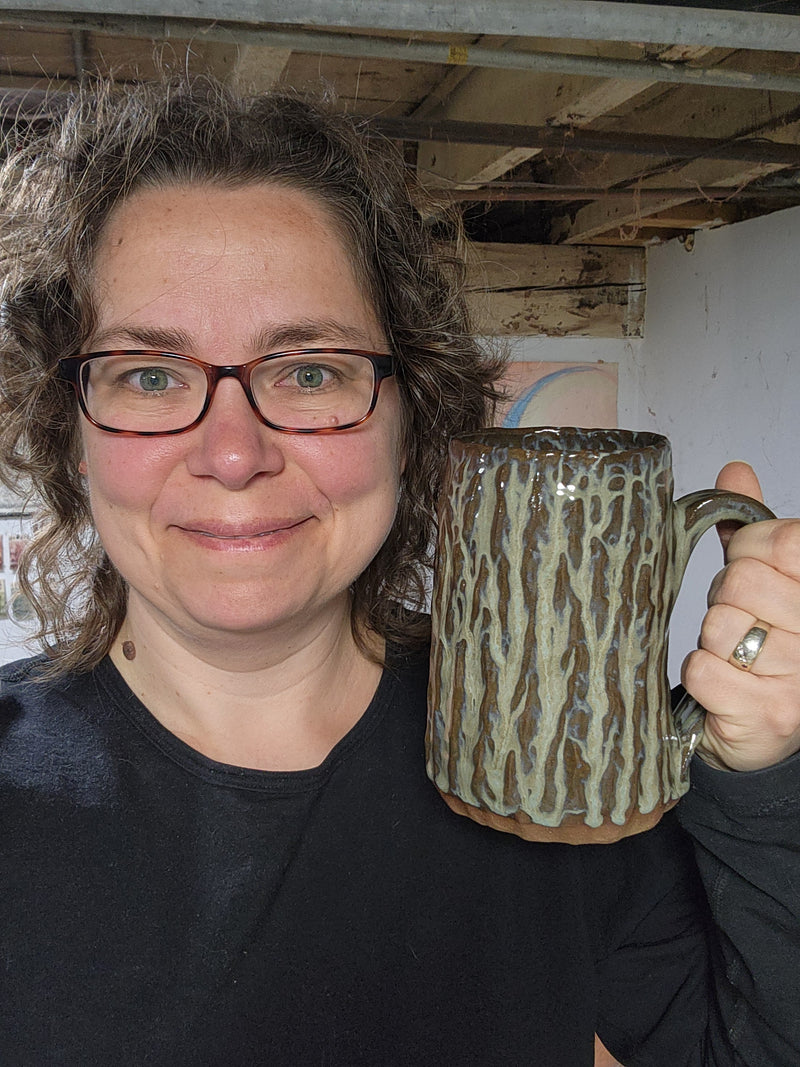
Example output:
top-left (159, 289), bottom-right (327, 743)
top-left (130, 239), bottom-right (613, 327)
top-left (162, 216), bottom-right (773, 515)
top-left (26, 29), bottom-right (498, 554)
top-left (1, 1), bottom-right (800, 335)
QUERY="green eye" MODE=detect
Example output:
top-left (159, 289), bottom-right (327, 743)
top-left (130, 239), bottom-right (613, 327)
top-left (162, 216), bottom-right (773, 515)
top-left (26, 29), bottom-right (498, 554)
top-left (295, 366), bottom-right (325, 389)
top-left (138, 368), bottom-right (170, 391)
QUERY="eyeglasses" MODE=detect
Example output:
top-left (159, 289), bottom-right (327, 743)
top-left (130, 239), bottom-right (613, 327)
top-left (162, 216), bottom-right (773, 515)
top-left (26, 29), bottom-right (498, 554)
top-left (57, 348), bottom-right (395, 436)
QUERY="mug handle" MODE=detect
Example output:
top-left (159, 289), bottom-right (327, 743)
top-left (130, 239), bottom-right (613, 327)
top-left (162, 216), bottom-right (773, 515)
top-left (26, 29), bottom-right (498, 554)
top-left (671, 490), bottom-right (777, 775)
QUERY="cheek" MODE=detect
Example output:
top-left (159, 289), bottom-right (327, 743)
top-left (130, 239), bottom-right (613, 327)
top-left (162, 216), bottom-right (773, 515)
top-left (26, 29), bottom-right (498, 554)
top-left (82, 434), bottom-right (178, 516)
top-left (305, 431), bottom-right (403, 511)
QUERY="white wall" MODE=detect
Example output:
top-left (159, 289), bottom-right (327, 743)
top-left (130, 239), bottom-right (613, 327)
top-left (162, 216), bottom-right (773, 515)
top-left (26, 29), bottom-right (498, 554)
top-left (636, 206), bottom-right (800, 678)
top-left (507, 203), bottom-right (800, 681)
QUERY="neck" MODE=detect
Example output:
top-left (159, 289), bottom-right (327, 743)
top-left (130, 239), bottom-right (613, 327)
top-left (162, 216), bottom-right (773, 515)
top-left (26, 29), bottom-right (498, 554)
top-left (109, 597), bottom-right (384, 771)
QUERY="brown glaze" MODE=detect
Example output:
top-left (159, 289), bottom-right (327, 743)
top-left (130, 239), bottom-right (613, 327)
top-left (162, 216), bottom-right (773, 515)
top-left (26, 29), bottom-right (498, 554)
top-left (440, 791), bottom-right (678, 845)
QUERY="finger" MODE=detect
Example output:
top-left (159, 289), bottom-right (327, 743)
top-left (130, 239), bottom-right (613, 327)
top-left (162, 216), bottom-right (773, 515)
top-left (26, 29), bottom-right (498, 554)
top-left (722, 517), bottom-right (800, 583)
top-left (708, 556), bottom-right (800, 633)
top-left (681, 649), bottom-right (800, 770)
top-left (715, 460), bottom-right (764, 501)
top-left (698, 604), bottom-right (793, 677)
top-left (714, 461), bottom-right (765, 555)
top-left (682, 646), bottom-right (763, 712)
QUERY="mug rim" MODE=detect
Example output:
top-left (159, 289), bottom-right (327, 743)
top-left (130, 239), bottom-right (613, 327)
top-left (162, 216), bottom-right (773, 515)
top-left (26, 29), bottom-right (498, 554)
top-left (452, 426), bottom-right (669, 459)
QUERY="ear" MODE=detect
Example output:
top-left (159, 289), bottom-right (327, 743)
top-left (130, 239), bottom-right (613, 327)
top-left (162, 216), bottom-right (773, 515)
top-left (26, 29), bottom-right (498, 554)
top-left (78, 459), bottom-right (87, 476)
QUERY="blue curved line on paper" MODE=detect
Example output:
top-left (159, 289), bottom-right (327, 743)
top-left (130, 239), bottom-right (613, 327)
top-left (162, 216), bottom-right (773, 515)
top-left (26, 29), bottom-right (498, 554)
top-left (503, 365), bottom-right (600, 428)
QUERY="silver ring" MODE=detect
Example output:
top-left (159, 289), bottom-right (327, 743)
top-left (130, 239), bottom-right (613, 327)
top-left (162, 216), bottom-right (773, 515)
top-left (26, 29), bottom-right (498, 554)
top-left (728, 620), bottom-right (771, 671)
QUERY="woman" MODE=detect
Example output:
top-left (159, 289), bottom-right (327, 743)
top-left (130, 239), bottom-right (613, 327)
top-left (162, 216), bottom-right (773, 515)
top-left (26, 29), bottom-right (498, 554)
top-left (1, 76), bottom-right (799, 1065)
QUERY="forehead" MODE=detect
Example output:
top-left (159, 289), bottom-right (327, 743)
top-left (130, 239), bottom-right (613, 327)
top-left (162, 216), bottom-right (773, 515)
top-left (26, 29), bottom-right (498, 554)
top-left (88, 182), bottom-right (383, 348)
top-left (95, 181), bottom-right (356, 267)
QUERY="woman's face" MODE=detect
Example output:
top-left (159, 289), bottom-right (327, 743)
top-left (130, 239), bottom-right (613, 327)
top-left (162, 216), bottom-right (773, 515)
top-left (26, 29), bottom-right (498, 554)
top-left (81, 182), bottom-right (404, 649)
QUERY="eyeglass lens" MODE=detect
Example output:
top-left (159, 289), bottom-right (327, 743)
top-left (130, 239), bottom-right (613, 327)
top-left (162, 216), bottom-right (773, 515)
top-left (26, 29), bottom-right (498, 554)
top-left (79, 351), bottom-right (381, 433)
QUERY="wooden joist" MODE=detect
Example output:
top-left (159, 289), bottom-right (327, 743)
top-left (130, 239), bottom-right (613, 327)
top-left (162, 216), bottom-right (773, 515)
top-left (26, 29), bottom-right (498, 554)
top-left (465, 242), bottom-right (645, 338)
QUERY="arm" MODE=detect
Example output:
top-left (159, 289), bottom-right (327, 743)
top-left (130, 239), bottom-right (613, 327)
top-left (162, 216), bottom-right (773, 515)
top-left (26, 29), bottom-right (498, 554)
top-left (677, 741), bottom-right (800, 1063)
top-left (676, 462), bottom-right (800, 1063)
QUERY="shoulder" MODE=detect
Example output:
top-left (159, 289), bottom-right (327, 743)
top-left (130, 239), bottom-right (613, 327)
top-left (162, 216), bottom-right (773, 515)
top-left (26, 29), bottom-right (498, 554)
top-left (1, 653), bottom-right (50, 686)
top-left (0, 653), bottom-right (72, 704)
top-left (0, 653), bottom-right (96, 734)
top-left (0, 654), bottom-right (50, 709)
top-left (0, 656), bottom-right (122, 803)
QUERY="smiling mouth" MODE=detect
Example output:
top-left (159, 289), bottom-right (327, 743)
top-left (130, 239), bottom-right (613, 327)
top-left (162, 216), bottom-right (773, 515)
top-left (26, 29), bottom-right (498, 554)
top-left (179, 519), bottom-right (308, 541)
top-left (197, 530), bottom-right (278, 540)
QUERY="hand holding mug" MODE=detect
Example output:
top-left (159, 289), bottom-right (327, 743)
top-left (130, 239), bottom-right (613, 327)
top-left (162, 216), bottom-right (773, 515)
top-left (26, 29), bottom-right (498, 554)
top-left (683, 462), bottom-right (800, 772)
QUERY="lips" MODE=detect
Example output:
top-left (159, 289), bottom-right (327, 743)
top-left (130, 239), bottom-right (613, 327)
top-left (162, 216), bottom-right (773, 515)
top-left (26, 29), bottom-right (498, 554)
top-left (174, 517), bottom-right (310, 547)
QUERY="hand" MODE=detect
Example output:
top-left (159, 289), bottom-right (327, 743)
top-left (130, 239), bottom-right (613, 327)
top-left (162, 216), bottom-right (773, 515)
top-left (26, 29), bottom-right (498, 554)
top-left (681, 462), bottom-right (800, 772)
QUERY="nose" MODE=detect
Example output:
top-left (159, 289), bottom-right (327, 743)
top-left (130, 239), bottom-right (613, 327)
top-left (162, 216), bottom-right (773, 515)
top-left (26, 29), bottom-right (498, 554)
top-left (184, 376), bottom-right (285, 489)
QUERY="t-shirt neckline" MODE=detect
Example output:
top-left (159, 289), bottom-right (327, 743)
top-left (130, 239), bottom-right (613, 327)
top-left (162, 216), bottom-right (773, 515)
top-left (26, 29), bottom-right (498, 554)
top-left (93, 652), bottom-right (397, 794)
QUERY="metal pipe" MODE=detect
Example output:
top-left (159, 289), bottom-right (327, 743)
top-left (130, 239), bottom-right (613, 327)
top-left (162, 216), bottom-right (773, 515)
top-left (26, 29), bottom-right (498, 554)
top-left (5, 0), bottom-right (800, 55)
top-left (441, 185), bottom-right (800, 203)
top-left (369, 116), bottom-right (800, 166)
top-left (4, 87), bottom-right (800, 169)
top-left (3, 9), bottom-right (800, 94)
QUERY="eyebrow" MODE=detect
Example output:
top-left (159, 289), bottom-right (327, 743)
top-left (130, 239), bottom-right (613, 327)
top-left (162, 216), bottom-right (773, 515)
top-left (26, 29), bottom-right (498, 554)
top-left (88, 325), bottom-right (194, 353)
top-left (251, 319), bottom-right (382, 353)
top-left (87, 319), bottom-right (385, 355)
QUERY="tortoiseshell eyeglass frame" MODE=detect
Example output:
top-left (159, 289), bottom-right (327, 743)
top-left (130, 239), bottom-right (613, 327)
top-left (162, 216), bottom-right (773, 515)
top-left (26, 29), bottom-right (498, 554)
top-left (57, 348), bottom-right (396, 436)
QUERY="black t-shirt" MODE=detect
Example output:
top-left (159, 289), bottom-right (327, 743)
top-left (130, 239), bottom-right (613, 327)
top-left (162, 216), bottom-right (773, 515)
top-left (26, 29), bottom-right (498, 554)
top-left (0, 646), bottom-right (797, 1065)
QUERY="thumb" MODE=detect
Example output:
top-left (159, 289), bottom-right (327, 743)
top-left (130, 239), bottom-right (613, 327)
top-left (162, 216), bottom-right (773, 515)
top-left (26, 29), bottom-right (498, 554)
top-left (715, 460), bottom-right (764, 501)
top-left (714, 461), bottom-right (764, 554)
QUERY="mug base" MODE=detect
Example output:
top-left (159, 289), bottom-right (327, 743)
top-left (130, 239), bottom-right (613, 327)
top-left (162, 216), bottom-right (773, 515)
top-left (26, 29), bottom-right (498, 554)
top-left (438, 790), bottom-right (678, 845)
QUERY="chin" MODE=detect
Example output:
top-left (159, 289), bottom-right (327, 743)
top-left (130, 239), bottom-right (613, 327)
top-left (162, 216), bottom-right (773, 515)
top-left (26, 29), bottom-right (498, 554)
top-left (173, 592), bottom-right (333, 641)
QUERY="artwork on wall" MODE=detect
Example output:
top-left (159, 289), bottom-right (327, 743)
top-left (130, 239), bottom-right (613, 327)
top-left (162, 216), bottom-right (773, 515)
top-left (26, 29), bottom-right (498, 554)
top-left (0, 583), bottom-right (6, 619)
top-left (495, 361), bottom-right (618, 429)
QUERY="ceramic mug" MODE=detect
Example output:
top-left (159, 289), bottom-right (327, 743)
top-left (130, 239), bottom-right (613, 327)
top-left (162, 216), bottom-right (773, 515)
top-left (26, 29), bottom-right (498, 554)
top-left (426, 427), bottom-right (775, 844)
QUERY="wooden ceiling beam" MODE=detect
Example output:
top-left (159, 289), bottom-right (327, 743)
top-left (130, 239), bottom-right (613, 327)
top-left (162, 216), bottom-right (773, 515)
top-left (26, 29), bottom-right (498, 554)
top-left (414, 44), bottom-right (721, 189)
top-left (465, 241), bottom-right (646, 338)
top-left (553, 155), bottom-right (790, 243)
top-left (548, 81), bottom-right (800, 243)
top-left (227, 45), bottom-right (292, 92)
top-left (624, 201), bottom-right (740, 229)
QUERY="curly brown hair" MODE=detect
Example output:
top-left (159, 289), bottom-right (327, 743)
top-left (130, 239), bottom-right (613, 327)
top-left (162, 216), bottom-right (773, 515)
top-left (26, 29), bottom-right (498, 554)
top-left (0, 75), bottom-right (504, 673)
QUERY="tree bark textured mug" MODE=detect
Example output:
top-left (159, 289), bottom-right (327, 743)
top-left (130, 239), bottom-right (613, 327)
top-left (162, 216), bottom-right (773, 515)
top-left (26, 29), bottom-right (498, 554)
top-left (426, 427), bottom-right (775, 844)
